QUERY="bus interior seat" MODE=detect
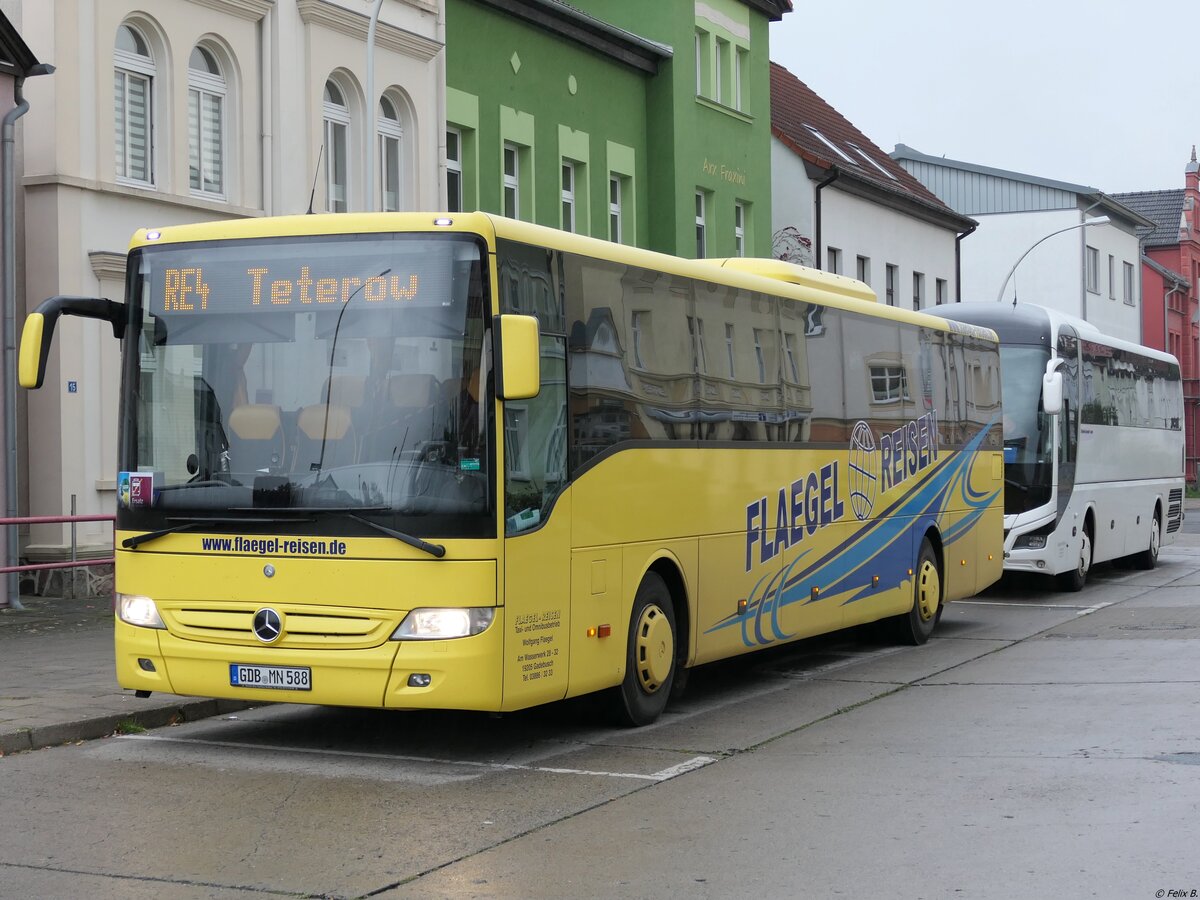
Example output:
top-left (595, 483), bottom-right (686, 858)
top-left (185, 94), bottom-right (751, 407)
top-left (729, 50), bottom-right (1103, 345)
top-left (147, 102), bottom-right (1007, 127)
top-left (292, 403), bottom-right (357, 472)
top-left (227, 404), bottom-right (286, 473)
top-left (324, 374), bottom-right (366, 410)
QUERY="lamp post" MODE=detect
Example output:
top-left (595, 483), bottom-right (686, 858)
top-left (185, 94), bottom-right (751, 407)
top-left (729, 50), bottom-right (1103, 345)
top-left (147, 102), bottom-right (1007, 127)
top-left (994, 215), bottom-right (1111, 306)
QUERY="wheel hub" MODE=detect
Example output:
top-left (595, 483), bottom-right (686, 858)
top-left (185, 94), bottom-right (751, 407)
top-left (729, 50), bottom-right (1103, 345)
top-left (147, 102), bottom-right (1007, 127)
top-left (634, 605), bottom-right (673, 693)
top-left (917, 559), bottom-right (941, 622)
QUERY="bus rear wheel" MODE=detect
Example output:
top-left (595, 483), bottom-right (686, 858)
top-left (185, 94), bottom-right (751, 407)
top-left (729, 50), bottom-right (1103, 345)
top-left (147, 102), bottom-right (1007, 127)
top-left (1057, 526), bottom-right (1092, 592)
top-left (888, 537), bottom-right (941, 646)
top-left (612, 572), bottom-right (676, 727)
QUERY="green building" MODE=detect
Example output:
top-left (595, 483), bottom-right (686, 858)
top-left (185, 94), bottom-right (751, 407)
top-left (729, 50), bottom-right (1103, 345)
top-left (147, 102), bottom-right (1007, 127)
top-left (445, 0), bottom-right (790, 259)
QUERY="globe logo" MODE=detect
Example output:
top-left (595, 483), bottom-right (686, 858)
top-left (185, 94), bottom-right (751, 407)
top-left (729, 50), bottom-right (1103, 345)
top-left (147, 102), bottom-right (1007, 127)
top-left (848, 420), bottom-right (878, 521)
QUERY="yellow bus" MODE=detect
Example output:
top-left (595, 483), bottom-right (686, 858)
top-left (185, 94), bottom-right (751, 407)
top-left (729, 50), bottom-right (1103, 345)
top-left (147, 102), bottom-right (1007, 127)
top-left (21, 213), bottom-right (1003, 725)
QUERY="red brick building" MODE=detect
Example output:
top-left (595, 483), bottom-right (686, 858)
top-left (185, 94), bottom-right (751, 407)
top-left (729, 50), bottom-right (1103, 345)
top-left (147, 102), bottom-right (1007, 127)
top-left (1115, 149), bottom-right (1200, 485)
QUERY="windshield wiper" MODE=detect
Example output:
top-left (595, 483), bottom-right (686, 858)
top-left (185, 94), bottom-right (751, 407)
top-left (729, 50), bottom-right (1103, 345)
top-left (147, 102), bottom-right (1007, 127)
top-left (342, 513), bottom-right (446, 559)
top-left (122, 516), bottom-right (308, 550)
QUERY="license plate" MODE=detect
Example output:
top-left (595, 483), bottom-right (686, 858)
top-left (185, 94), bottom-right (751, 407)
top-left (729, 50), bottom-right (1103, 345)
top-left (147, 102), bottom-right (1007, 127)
top-left (229, 663), bottom-right (312, 691)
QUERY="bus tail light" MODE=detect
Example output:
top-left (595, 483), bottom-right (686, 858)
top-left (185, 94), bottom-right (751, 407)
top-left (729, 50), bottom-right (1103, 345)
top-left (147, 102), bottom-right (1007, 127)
top-left (391, 607), bottom-right (494, 640)
top-left (116, 593), bottom-right (166, 629)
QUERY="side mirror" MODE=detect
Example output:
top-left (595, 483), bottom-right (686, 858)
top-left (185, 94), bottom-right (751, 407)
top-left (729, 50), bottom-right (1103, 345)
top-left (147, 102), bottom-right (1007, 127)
top-left (1042, 358), bottom-right (1064, 416)
top-left (19, 296), bottom-right (126, 389)
top-left (493, 314), bottom-right (541, 401)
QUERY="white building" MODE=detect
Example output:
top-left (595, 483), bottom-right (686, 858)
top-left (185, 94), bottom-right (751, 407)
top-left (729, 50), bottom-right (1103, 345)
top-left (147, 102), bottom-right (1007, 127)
top-left (769, 63), bottom-right (975, 309)
top-left (5, 0), bottom-right (445, 561)
top-left (892, 144), bottom-right (1152, 338)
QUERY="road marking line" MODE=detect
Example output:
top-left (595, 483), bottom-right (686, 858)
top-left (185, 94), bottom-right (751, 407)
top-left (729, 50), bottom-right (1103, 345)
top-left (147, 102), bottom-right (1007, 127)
top-left (648, 756), bottom-right (718, 780)
top-left (956, 600), bottom-right (1095, 610)
top-left (114, 734), bottom-right (714, 782)
top-left (1074, 600), bottom-right (1117, 617)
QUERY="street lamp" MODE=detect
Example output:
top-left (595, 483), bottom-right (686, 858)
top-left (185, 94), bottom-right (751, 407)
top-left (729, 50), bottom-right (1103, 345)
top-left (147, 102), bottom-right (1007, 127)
top-left (994, 215), bottom-right (1111, 305)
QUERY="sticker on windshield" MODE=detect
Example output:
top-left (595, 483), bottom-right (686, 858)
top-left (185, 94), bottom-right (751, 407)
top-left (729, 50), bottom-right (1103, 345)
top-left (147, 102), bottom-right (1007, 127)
top-left (460, 458), bottom-right (481, 472)
top-left (119, 471), bottom-right (156, 509)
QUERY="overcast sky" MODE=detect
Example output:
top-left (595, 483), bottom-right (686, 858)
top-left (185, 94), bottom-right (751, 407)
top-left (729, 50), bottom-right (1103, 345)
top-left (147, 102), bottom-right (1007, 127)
top-left (768, 0), bottom-right (1195, 194)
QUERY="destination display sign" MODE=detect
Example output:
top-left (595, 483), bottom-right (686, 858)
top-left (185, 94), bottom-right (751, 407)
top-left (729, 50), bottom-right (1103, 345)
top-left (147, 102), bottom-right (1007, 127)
top-left (144, 238), bottom-right (477, 316)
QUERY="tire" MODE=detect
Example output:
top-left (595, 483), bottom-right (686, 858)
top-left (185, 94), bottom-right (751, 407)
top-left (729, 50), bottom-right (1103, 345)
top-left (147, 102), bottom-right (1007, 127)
top-left (1131, 512), bottom-right (1161, 571)
top-left (1056, 525), bottom-right (1092, 592)
top-left (612, 572), bottom-right (676, 727)
top-left (887, 537), bottom-right (941, 646)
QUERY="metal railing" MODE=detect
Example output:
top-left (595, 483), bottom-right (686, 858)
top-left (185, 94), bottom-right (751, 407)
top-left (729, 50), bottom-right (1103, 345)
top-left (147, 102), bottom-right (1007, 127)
top-left (0, 498), bottom-right (115, 610)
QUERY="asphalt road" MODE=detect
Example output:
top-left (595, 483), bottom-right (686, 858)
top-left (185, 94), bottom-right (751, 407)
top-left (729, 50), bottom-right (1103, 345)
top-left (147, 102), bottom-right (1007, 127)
top-left (2, 539), bottom-right (1199, 899)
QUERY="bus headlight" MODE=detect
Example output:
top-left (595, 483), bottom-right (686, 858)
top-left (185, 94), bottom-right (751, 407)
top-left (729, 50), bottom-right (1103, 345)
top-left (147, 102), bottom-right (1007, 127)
top-left (1014, 534), bottom-right (1047, 550)
top-left (391, 607), bottom-right (494, 640)
top-left (116, 593), bottom-right (166, 629)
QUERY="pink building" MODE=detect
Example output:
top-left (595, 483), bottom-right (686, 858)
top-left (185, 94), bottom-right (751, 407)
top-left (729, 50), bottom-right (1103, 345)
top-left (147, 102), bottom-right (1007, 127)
top-left (1116, 149), bottom-right (1200, 485)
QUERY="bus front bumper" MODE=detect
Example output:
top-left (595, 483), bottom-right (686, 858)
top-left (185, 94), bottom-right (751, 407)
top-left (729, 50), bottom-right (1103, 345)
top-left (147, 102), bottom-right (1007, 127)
top-left (116, 614), bottom-right (505, 711)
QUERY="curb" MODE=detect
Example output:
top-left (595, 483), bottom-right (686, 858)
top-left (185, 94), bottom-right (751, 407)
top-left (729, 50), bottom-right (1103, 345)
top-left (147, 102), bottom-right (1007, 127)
top-left (0, 698), bottom-right (257, 756)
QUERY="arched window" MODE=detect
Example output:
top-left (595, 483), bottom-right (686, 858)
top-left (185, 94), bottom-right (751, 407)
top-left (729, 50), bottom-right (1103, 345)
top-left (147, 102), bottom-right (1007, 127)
top-left (323, 80), bottom-right (350, 212)
top-left (378, 95), bottom-right (403, 212)
top-left (115, 24), bottom-right (155, 185)
top-left (188, 45), bottom-right (225, 196)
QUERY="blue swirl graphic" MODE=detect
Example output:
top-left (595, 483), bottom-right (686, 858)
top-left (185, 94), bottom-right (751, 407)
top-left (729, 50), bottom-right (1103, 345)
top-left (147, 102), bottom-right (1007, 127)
top-left (708, 418), bottom-right (1000, 647)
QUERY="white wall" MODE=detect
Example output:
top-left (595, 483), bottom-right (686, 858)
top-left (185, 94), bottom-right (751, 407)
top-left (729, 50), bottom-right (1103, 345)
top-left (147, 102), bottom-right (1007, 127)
top-left (771, 137), bottom-right (962, 311)
top-left (820, 189), bottom-right (958, 310)
top-left (958, 209), bottom-right (1142, 339)
top-left (770, 136), bottom-right (814, 264)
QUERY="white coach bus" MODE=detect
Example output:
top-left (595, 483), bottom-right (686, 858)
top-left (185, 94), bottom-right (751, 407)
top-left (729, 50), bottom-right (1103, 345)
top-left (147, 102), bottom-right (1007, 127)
top-left (928, 303), bottom-right (1184, 591)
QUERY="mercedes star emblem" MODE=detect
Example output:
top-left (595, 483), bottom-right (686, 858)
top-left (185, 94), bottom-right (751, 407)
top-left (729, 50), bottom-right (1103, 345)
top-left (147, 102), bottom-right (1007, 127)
top-left (252, 607), bottom-right (283, 643)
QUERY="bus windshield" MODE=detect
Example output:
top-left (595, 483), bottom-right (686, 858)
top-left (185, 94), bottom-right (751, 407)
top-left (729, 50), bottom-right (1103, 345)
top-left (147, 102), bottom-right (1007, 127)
top-left (118, 233), bottom-right (493, 538)
top-left (1000, 344), bottom-right (1053, 515)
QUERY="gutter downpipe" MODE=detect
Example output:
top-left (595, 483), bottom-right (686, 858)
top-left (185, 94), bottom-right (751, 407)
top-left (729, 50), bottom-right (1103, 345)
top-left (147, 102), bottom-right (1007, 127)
top-left (814, 167), bottom-right (838, 270)
top-left (955, 223), bottom-right (977, 302)
top-left (1164, 282), bottom-right (1183, 355)
top-left (365, 0), bottom-right (384, 213)
top-left (2, 77), bottom-right (30, 609)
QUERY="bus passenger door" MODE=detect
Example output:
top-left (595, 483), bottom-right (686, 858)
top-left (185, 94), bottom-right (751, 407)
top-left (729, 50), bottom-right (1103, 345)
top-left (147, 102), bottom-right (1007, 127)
top-left (501, 335), bottom-right (572, 712)
top-left (1055, 328), bottom-right (1079, 524)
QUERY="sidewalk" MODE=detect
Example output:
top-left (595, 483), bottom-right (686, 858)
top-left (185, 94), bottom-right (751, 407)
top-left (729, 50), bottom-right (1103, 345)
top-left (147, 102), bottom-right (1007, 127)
top-left (3, 499), bottom-right (1198, 756)
top-left (0, 592), bottom-right (251, 755)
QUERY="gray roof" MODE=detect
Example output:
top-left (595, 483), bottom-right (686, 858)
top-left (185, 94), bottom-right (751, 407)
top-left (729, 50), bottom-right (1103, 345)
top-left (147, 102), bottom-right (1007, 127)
top-left (1111, 190), bottom-right (1186, 248)
top-left (892, 143), bottom-right (1103, 195)
top-left (891, 143), bottom-right (1153, 228)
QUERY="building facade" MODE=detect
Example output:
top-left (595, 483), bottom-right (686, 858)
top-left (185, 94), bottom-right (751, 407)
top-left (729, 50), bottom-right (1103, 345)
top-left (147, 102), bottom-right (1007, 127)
top-left (1114, 149), bottom-right (1200, 484)
top-left (445, 0), bottom-right (790, 258)
top-left (0, 8), bottom-right (48, 604)
top-left (9, 0), bottom-right (445, 559)
top-left (769, 63), bottom-right (974, 309)
top-left (892, 144), bottom-right (1151, 338)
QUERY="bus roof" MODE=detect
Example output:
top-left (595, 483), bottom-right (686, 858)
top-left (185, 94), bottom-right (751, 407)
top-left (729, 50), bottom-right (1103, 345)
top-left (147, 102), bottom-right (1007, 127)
top-left (128, 212), bottom-right (996, 342)
top-left (926, 301), bottom-right (1178, 365)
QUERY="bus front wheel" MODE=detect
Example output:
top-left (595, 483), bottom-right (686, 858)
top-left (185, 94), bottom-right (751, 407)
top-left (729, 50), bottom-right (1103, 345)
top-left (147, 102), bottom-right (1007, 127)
top-left (612, 572), bottom-right (676, 727)
top-left (1131, 511), bottom-right (1161, 571)
top-left (888, 537), bottom-right (941, 646)
top-left (1057, 525), bottom-right (1092, 592)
